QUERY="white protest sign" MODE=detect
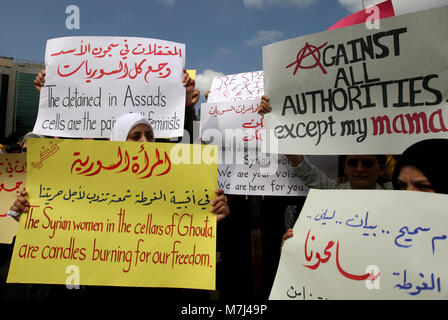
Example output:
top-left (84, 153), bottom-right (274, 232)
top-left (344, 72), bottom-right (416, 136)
top-left (270, 189), bottom-right (448, 300)
top-left (33, 36), bottom-right (186, 139)
top-left (207, 71), bottom-right (264, 102)
top-left (200, 100), bottom-right (338, 196)
top-left (262, 6), bottom-right (448, 155)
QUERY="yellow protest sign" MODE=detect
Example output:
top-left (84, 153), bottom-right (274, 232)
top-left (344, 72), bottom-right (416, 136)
top-left (7, 138), bottom-right (218, 290)
top-left (187, 69), bottom-right (196, 80)
top-left (0, 153), bottom-right (26, 244)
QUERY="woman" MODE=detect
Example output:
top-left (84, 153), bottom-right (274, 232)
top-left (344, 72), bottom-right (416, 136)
top-left (257, 95), bottom-right (391, 191)
top-left (392, 138), bottom-right (448, 194)
top-left (110, 112), bottom-right (155, 143)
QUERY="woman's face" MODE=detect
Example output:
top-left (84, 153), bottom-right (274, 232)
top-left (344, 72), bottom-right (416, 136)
top-left (396, 165), bottom-right (435, 193)
top-left (344, 155), bottom-right (383, 189)
top-left (126, 124), bottom-right (154, 142)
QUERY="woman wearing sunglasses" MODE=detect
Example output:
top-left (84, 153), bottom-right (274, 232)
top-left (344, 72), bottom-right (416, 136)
top-left (286, 153), bottom-right (391, 190)
top-left (258, 96), bottom-right (393, 191)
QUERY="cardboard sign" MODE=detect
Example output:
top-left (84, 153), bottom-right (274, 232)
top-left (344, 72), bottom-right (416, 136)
top-left (33, 36), bottom-right (186, 139)
top-left (200, 100), bottom-right (337, 196)
top-left (7, 139), bottom-right (218, 290)
top-left (263, 6), bottom-right (448, 154)
top-left (0, 153), bottom-right (26, 244)
top-left (270, 189), bottom-right (448, 300)
top-left (207, 71), bottom-right (264, 102)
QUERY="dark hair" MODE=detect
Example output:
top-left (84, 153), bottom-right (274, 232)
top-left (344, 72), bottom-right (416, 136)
top-left (340, 155), bottom-right (387, 167)
top-left (392, 139), bottom-right (448, 194)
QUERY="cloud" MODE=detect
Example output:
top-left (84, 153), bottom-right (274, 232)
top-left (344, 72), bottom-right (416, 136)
top-left (391, 0), bottom-right (448, 15)
top-left (213, 46), bottom-right (233, 57)
top-left (243, 0), bottom-right (316, 9)
top-left (338, 0), bottom-right (448, 14)
top-left (245, 30), bottom-right (285, 46)
top-left (159, 0), bottom-right (175, 6)
top-left (195, 69), bottom-right (225, 94)
top-left (337, 0), bottom-right (383, 13)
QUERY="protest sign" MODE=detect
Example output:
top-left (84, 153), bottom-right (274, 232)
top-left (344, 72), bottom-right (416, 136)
top-left (200, 100), bottom-right (338, 196)
top-left (7, 138), bottom-right (218, 290)
top-left (270, 189), bottom-right (448, 300)
top-left (33, 36), bottom-right (186, 139)
top-left (207, 71), bottom-right (264, 103)
top-left (0, 153), bottom-right (26, 244)
top-left (187, 69), bottom-right (196, 80)
top-left (263, 6), bottom-right (448, 155)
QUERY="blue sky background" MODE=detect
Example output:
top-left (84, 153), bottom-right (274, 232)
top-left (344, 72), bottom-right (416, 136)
top-left (1, 0), bottom-right (447, 99)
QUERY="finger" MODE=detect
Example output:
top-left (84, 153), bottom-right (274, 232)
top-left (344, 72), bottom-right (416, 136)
top-left (38, 70), bottom-right (46, 83)
top-left (281, 229), bottom-right (293, 241)
top-left (211, 193), bottom-right (226, 206)
top-left (215, 204), bottom-right (229, 215)
top-left (216, 210), bottom-right (230, 222)
top-left (261, 102), bottom-right (271, 110)
top-left (17, 194), bottom-right (29, 204)
top-left (214, 188), bottom-right (224, 196)
top-left (210, 200), bottom-right (227, 213)
top-left (11, 200), bottom-right (27, 213)
top-left (183, 76), bottom-right (191, 87)
top-left (215, 207), bottom-right (230, 222)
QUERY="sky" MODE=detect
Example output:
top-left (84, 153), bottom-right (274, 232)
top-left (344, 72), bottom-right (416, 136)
top-left (1, 0), bottom-right (447, 101)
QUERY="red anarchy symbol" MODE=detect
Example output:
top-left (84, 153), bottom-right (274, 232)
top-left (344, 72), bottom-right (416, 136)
top-left (286, 42), bottom-right (328, 75)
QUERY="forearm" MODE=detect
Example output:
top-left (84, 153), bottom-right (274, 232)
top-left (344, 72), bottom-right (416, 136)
top-left (292, 157), bottom-right (338, 189)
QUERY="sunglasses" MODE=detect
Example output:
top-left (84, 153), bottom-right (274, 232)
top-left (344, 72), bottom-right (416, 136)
top-left (346, 158), bottom-right (376, 168)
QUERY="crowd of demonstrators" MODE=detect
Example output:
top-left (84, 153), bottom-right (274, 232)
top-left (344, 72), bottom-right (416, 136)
top-left (1, 68), bottom-right (447, 301)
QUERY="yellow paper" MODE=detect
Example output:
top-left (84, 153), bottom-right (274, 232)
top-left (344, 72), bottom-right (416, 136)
top-left (7, 138), bottom-right (218, 290)
top-left (187, 69), bottom-right (196, 80)
top-left (0, 153), bottom-right (26, 244)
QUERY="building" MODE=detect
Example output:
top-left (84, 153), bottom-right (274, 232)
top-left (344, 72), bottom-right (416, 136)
top-left (0, 57), bottom-right (44, 142)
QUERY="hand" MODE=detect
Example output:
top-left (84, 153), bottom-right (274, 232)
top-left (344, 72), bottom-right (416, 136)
top-left (34, 69), bottom-right (46, 93)
top-left (10, 189), bottom-right (29, 222)
top-left (192, 89), bottom-right (200, 120)
top-left (204, 90), bottom-right (211, 101)
top-left (210, 188), bottom-right (230, 222)
top-left (183, 68), bottom-right (195, 107)
top-left (192, 89), bottom-right (200, 106)
top-left (281, 228), bottom-right (294, 251)
top-left (257, 95), bottom-right (271, 115)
